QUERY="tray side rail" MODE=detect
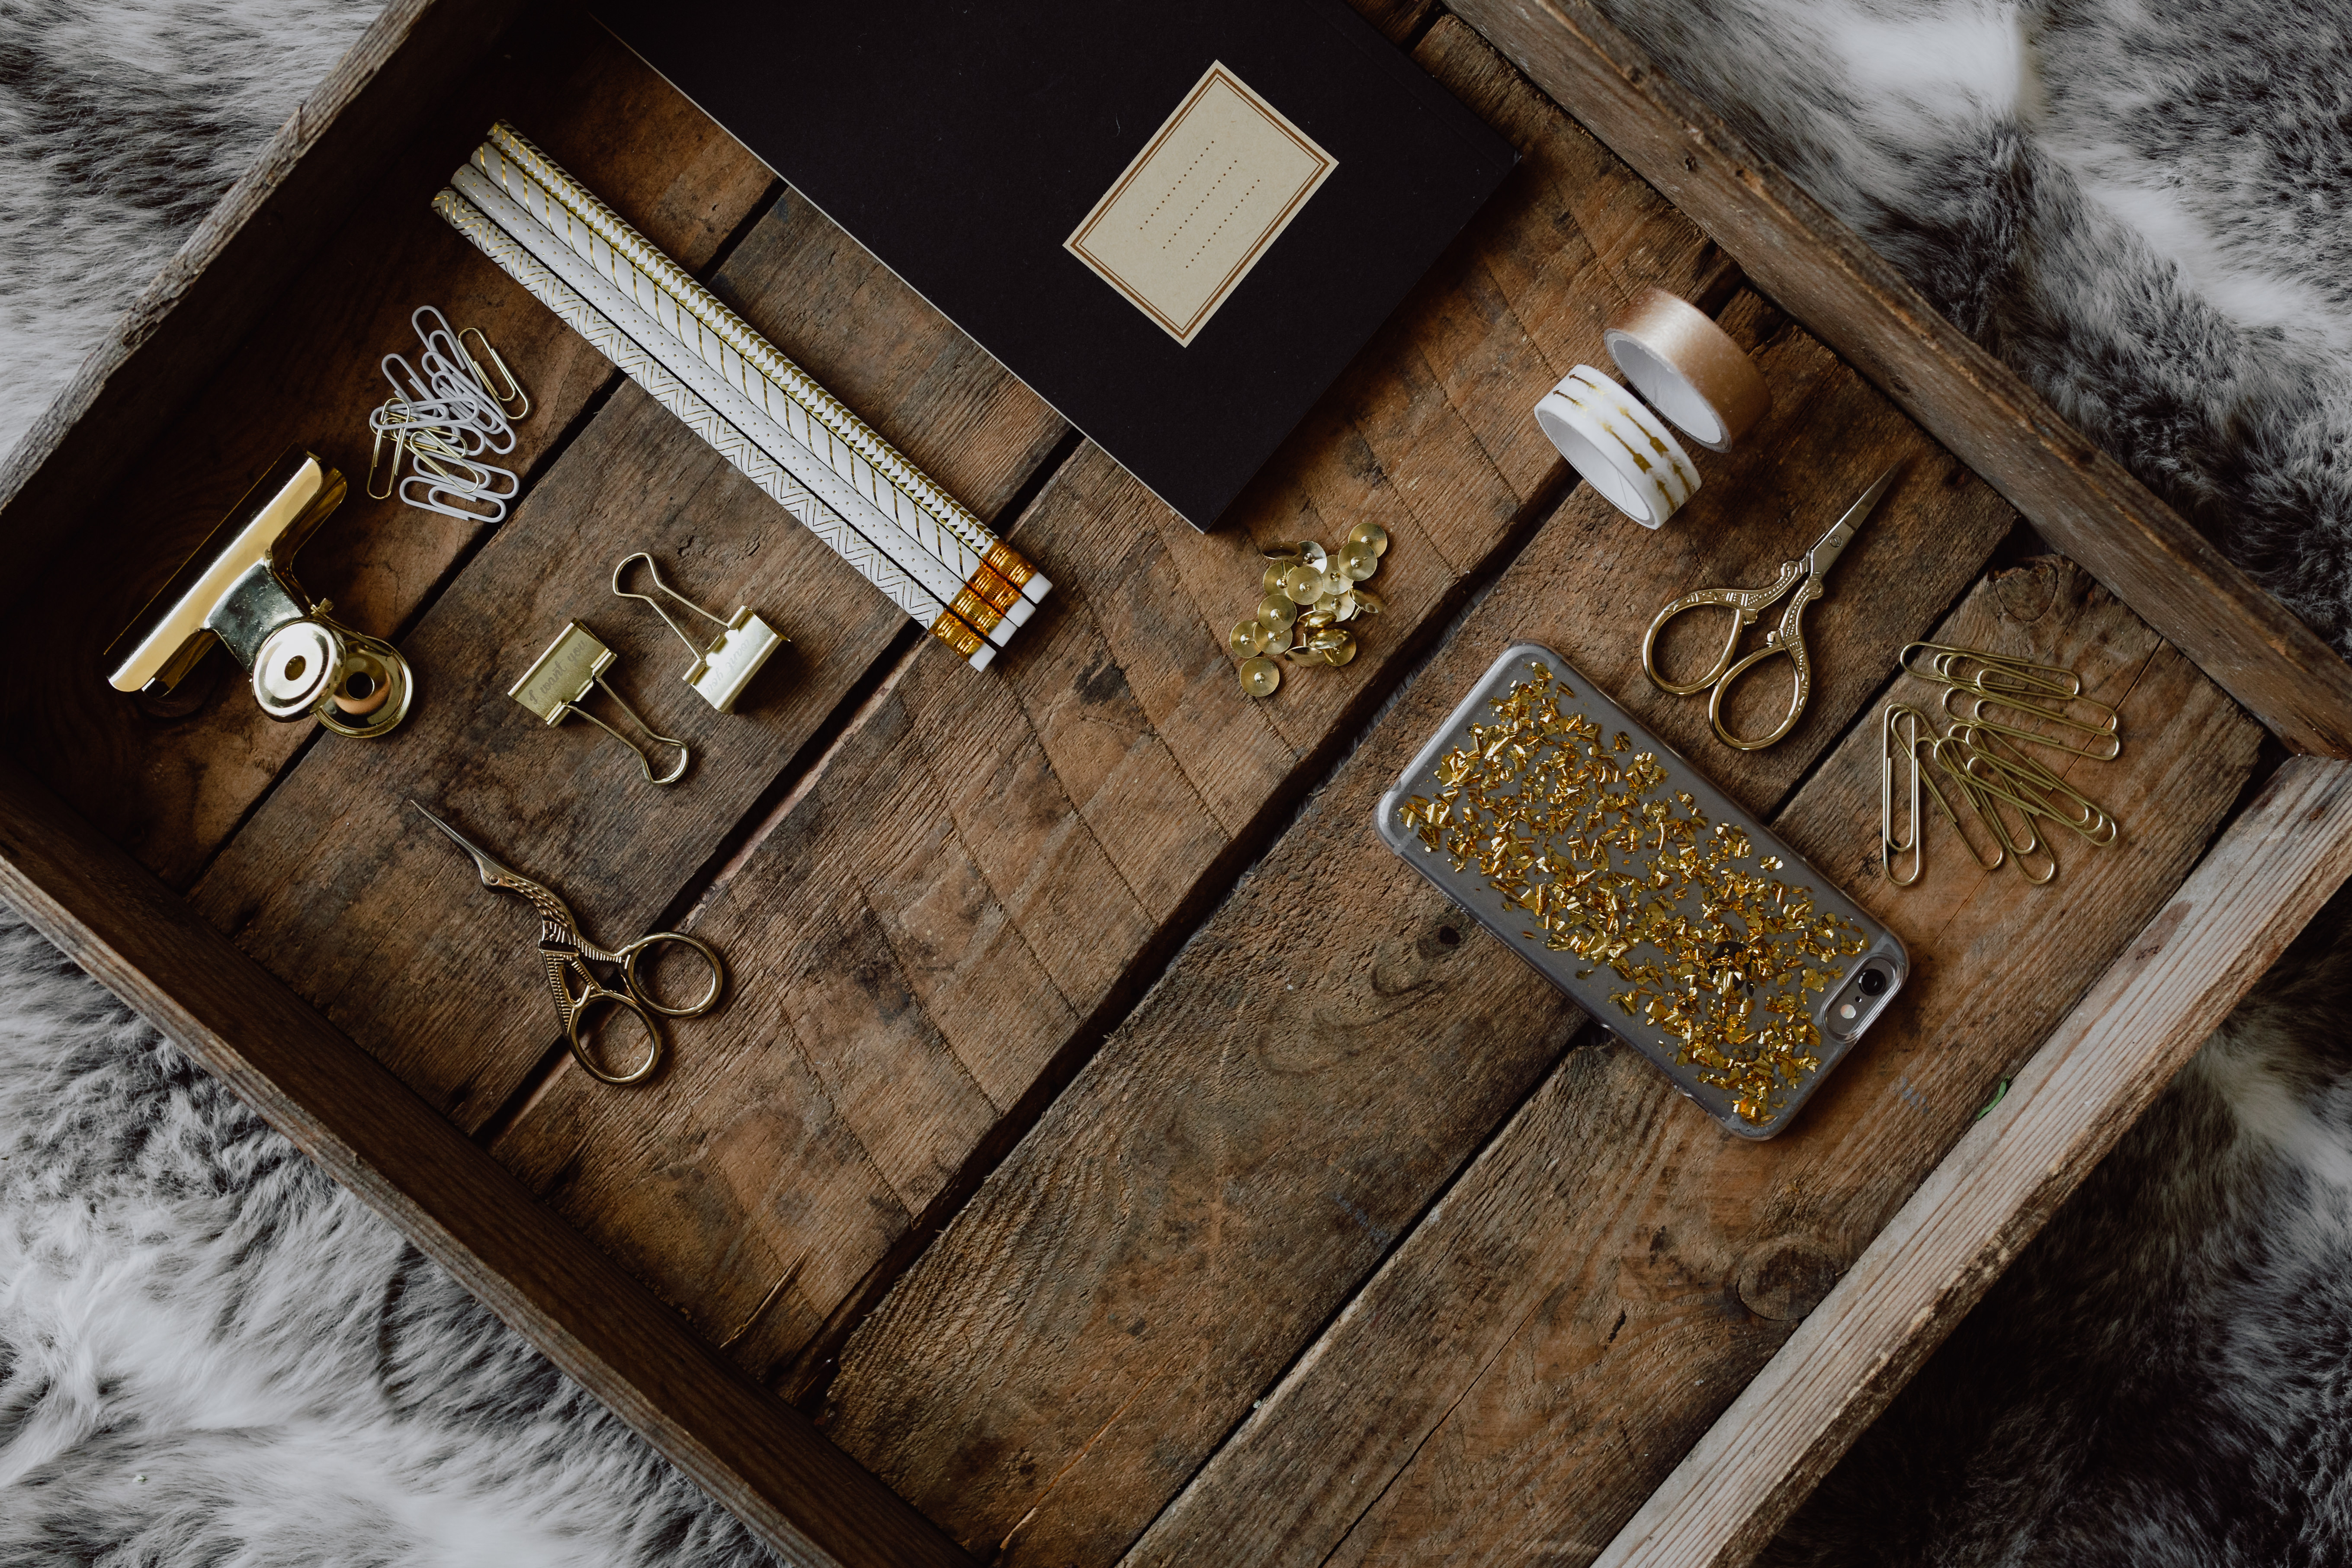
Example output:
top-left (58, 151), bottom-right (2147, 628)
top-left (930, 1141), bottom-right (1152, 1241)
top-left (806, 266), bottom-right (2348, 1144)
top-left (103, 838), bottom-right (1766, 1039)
top-left (1448, 0), bottom-right (2352, 761)
top-left (0, 754), bottom-right (973, 1568)
top-left (0, 0), bottom-right (529, 599)
top-left (1595, 753), bottom-right (2352, 1568)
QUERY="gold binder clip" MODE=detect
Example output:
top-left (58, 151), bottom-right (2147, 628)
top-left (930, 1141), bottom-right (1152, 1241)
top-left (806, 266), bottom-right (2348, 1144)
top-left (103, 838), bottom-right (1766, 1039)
top-left (104, 449), bottom-right (414, 738)
top-left (509, 621), bottom-right (689, 785)
top-left (610, 552), bottom-right (783, 714)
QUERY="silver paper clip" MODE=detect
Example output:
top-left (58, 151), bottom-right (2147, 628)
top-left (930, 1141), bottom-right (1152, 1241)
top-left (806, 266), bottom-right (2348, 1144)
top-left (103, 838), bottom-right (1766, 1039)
top-left (610, 552), bottom-right (783, 714)
top-left (509, 621), bottom-right (690, 786)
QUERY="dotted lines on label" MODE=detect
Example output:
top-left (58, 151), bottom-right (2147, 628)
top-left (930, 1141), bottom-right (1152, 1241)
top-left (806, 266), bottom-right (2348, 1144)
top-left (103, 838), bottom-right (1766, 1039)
top-left (1161, 152), bottom-right (1240, 254)
top-left (1140, 143), bottom-right (1216, 231)
top-left (1190, 178), bottom-right (1259, 269)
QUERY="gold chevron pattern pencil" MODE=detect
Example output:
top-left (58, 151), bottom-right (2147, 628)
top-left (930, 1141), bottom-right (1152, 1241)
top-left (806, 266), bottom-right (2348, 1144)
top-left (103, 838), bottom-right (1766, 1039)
top-left (449, 160), bottom-right (1020, 654)
top-left (433, 185), bottom-right (997, 670)
top-left (478, 122), bottom-right (1050, 609)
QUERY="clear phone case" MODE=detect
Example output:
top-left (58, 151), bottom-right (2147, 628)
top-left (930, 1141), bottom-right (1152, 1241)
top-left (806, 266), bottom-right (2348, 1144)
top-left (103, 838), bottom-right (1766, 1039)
top-left (1375, 642), bottom-right (1906, 1138)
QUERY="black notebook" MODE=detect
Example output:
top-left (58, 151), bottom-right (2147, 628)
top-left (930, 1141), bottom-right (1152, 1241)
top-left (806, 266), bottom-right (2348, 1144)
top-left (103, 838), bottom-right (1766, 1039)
top-left (593, 0), bottom-right (1517, 530)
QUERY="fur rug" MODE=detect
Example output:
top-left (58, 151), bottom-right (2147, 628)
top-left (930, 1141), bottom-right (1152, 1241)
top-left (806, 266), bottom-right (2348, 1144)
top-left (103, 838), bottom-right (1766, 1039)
top-left (0, 910), bottom-right (773, 1566)
top-left (1579, 0), bottom-right (2352, 1560)
top-left (3, 0), bottom-right (2351, 1562)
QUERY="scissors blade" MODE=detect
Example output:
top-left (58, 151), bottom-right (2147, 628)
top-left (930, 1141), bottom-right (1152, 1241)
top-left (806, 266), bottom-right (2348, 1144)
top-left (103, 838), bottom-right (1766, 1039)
top-left (409, 800), bottom-right (542, 895)
top-left (1801, 462), bottom-right (1903, 585)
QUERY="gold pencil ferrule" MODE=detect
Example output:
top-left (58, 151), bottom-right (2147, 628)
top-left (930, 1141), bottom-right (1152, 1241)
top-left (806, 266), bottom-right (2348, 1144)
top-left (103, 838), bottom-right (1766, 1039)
top-left (965, 566), bottom-right (1022, 614)
top-left (983, 541), bottom-right (1035, 589)
top-left (928, 612), bottom-right (985, 660)
top-left (949, 589), bottom-right (1005, 635)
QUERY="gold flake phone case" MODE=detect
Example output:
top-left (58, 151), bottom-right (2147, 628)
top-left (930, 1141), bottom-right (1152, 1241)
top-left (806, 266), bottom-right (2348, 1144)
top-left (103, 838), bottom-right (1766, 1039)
top-left (1376, 643), bottom-right (1906, 1138)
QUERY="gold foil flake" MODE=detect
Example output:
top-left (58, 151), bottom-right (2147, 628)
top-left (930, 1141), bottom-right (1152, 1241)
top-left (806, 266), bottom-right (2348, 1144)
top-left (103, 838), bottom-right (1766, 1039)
top-left (1404, 663), bottom-right (1863, 1123)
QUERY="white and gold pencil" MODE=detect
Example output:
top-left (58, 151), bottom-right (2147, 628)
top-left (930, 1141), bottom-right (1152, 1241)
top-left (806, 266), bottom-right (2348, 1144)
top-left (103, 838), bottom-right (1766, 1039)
top-left (474, 124), bottom-right (1049, 615)
top-left (433, 185), bottom-right (998, 670)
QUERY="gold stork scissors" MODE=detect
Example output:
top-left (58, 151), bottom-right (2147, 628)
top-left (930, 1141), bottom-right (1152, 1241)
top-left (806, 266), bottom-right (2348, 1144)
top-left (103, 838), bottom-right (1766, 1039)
top-left (411, 802), bottom-right (725, 1085)
top-left (1640, 463), bottom-right (1902, 751)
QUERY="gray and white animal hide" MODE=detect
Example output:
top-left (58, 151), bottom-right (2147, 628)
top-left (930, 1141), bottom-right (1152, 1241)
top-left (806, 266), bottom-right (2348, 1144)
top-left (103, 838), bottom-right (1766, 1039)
top-left (5, 0), bottom-right (2352, 1559)
top-left (1579, 0), bottom-right (2352, 1559)
top-left (0, 0), bottom-right (388, 459)
top-left (0, 913), bottom-right (775, 1566)
top-left (1765, 889), bottom-right (2352, 1565)
top-left (1593, 0), bottom-right (2352, 651)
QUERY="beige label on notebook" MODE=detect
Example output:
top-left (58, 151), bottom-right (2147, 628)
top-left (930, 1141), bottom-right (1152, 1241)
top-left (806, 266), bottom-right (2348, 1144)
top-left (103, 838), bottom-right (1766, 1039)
top-left (1066, 62), bottom-right (1337, 346)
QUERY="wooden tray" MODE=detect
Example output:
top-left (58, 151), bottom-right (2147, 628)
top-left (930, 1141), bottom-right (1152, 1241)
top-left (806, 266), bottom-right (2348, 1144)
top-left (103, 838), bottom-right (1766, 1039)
top-left (4, 2), bottom-right (2349, 1565)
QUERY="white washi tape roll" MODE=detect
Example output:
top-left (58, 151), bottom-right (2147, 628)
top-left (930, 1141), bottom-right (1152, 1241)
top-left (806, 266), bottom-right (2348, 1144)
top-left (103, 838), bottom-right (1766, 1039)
top-left (1533, 365), bottom-right (1700, 529)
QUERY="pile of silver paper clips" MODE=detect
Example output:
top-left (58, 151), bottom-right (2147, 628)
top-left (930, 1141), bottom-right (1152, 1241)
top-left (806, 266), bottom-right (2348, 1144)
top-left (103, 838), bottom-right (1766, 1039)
top-left (366, 306), bottom-right (530, 523)
top-left (1881, 641), bottom-right (2121, 887)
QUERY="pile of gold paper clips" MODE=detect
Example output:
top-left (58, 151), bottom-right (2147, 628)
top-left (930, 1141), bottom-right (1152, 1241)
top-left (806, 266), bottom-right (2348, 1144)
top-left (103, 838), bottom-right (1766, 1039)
top-left (1881, 641), bottom-right (2121, 886)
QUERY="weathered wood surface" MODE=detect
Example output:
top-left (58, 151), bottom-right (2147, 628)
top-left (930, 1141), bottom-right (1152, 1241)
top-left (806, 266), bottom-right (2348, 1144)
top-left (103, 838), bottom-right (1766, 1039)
top-left (1448, 0), bottom-right (2352, 760)
top-left (815, 337), bottom-right (2021, 1564)
top-left (0, 0), bottom-right (531, 588)
top-left (481, 16), bottom-right (1739, 1389)
top-left (1593, 754), bottom-right (2352, 1568)
top-left (1350, 0), bottom-right (1439, 45)
top-left (0, 757), bottom-right (975, 1568)
top-left (0, 11), bottom-right (778, 890)
top-left (1124, 559), bottom-right (2262, 1568)
top-left (184, 165), bottom-right (1070, 1127)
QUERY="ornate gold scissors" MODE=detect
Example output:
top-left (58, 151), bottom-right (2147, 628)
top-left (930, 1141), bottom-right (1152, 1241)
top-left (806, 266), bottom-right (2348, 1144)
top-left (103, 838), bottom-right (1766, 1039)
top-left (411, 802), bottom-right (725, 1085)
top-left (1640, 464), bottom-right (1902, 750)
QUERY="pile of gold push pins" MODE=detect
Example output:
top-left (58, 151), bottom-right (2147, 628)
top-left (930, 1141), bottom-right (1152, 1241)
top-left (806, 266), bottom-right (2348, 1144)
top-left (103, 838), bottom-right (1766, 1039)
top-left (1228, 522), bottom-right (1389, 698)
top-left (1881, 641), bottom-right (2122, 887)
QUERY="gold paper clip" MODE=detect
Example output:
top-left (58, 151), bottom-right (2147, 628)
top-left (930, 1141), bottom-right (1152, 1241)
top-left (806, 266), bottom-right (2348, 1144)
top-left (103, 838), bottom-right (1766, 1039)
top-left (1929, 734), bottom-right (2041, 879)
top-left (1942, 686), bottom-right (2121, 761)
top-left (1900, 641), bottom-right (2082, 698)
top-left (1882, 704), bottom-right (1927, 886)
top-left (1919, 735), bottom-right (2005, 873)
top-left (459, 326), bottom-right (530, 420)
top-left (610, 553), bottom-right (785, 714)
top-left (509, 621), bottom-right (689, 785)
top-left (1951, 723), bottom-right (2120, 847)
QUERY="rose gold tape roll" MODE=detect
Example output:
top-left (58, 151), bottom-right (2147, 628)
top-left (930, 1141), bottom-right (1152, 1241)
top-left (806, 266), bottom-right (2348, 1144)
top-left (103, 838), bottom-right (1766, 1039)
top-left (1602, 288), bottom-right (1771, 453)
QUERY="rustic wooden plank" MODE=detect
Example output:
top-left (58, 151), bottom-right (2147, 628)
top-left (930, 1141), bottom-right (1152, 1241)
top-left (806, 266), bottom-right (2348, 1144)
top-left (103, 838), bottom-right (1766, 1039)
top-left (176, 59), bottom-right (1069, 1128)
top-left (0, 0), bottom-right (530, 586)
top-left (1351, 0), bottom-right (1440, 45)
top-left (814, 344), bottom-right (2022, 1563)
top-left (1588, 754), bottom-right (2352, 1568)
top-left (0, 9), bottom-right (779, 889)
top-left (1446, 0), bottom-right (2352, 760)
top-left (483, 16), bottom-right (1739, 1389)
top-left (1122, 559), bottom-right (2260, 1568)
top-left (0, 757), bottom-right (972, 1568)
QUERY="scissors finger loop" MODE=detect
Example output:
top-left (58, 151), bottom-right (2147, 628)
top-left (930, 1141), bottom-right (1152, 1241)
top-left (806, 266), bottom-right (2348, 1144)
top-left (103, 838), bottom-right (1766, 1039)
top-left (562, 976), bottom-right (666, 1086)
top-left (1643, 594), bottom-right (1751, 697)
top-left (1708, 588), bottom-right (1815, 751)
top-left (618, 930), bottom-right (727, 1018)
